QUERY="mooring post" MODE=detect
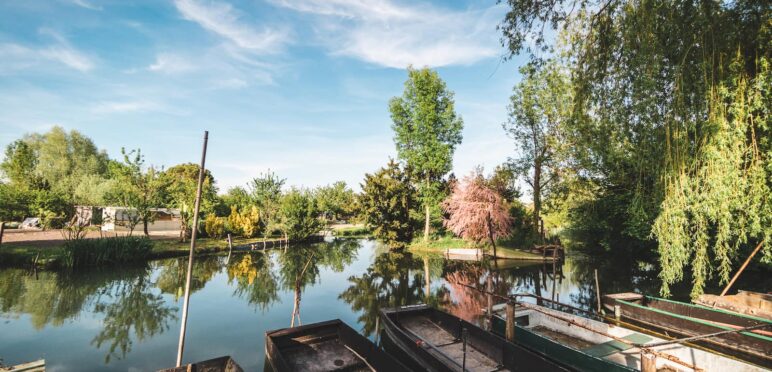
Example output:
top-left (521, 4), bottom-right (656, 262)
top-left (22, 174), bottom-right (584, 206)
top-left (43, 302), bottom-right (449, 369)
top-left (461, 328), bottom-right (468, 371)
top-left (594, 269), bottom-right (602, 313)
top-left (176, 131), bottom-right (209, 367)
top-left (614, 305), bottom-right (621, 319)
top-left (0, 221), bottom-right (4, 247)
top-left (640, 350), bottom-right (656, 372)
top-left (226, 233), bottom-right (233, 264)
top-left (486, 274), bottom-right (493, 330)
top-left (505, 301), bottom-right (516, 342)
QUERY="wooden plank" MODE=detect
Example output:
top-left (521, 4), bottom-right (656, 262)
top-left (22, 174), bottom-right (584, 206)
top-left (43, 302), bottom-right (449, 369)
top-left (0, 359), bottom-right (45, 372)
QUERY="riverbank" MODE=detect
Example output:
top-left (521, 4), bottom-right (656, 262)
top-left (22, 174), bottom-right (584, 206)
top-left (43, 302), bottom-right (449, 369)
top-left (0, 235), bottom-right (295, 268)
top-left (408, 236), bottom-right (551, 261)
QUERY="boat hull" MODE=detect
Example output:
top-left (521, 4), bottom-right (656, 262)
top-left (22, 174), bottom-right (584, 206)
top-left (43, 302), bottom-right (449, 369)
top-left (265, 319), bottom-right (406, 372)
top-left (602, 293), bottom-right (772, 367)
top-left (380, 304), bottom-right (569, 372)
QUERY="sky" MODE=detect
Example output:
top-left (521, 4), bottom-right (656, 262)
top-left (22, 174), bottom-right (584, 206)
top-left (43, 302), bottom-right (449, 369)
top-left (0, 0), bottom-right (528, 192)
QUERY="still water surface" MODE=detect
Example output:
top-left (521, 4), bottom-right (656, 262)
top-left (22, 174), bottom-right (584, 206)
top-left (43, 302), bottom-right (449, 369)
top-left (0, 238), bottom-right (748, 371)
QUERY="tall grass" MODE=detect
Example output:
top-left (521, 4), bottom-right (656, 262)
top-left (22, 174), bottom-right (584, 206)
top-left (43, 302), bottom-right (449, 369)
top-left (62, 236), bottom-right (153, 267)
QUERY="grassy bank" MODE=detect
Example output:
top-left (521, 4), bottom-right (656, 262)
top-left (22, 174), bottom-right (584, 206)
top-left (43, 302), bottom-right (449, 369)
top-left (330, 225), bottom-right (371, 238)
top-left (408, 236), bottom-right (548, 260)
top-left (0, 235), bottom-right (283, 268)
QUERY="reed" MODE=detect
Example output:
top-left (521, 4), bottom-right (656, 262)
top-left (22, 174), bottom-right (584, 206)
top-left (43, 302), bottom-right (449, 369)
top-left (62, 236), bottom-right (153, 267)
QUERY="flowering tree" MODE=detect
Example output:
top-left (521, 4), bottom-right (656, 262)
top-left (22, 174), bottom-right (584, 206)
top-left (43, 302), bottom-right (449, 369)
top-left (442, 172), bottom-right (513, 258)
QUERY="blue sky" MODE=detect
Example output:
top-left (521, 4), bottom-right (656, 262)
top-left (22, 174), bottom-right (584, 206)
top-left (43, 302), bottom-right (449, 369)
top-left (0, 0), bottom-right (527, 192)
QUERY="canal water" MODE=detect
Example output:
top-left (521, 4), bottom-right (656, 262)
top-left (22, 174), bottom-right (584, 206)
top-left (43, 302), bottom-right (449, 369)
top-left (0, 238), bottom-right (764, 371)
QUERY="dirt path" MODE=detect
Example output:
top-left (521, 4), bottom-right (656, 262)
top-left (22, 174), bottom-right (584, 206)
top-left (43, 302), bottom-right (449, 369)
top-left (2, 229), bottom-right (179, 247)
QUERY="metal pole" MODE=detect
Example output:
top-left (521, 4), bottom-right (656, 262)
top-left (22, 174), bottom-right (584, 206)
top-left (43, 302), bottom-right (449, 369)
top-left (461, 328), bottom-right (468, 372)
top-left (176, 131), bottom-right (209, 367)
top-left (720, 240), bottom-right (764, 296)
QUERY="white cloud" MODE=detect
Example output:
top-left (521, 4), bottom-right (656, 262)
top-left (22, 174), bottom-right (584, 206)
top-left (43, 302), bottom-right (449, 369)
top-left (148, 53), bottom-right (196, 74)
top-left (173, 0), bottom-right (290, 54)
top-left (70, 0), bottom-right (102, 10)
top-left (0, 31), bottom-right (94, 72)
top-left (91, 101), bottom-right (160, 113)
top-left (271, 0), bottom-right (503, 68)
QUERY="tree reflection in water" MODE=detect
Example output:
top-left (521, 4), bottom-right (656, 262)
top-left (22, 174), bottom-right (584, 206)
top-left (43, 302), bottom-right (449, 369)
top-left (227, 252), bottom-right (279, 312)
top-left (155, 255), bottom-right (223, 300)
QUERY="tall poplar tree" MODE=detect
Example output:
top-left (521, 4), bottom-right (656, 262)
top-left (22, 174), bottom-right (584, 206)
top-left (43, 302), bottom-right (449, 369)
top-left (389, 67), bottom-right (463, 242)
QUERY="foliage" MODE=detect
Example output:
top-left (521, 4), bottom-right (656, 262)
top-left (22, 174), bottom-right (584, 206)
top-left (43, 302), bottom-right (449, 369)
top-left (315, 181), bottom-right (356, 221)
top-left (278, 188), bottom-right (323, 241)
top-left (442, 172), bottom-right (513, 256)
top-left (390, 66), bottom-right (463, 241)
top-left (203, 213), bottom-right (226, 239)
top-left (161, 163), bottom-right (218, 241)
top-left (61, 237), bottom-right (153, 267)
top-left (359, 160), bottom-right (416, 247)
top-left (499, 0), bottom-right (771, 296)
top-left (0, 140), bottom-right (39, 189)
top-left (221, 186), bottom-right (252, 212)
top-left (504, 60), bottom-right (571, 228)
top-left (0, 183), bottom-right (33, 221)
top-left (109, 148), bottom-right (165, 236)
top-left (249, 170), bottom-right (285, 236)
top-left (226, 205), bottom-right (260, 238)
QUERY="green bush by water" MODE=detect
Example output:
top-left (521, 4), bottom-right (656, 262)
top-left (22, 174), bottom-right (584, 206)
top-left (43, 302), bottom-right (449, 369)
top-left (62, 236), bottom-right (153, 267)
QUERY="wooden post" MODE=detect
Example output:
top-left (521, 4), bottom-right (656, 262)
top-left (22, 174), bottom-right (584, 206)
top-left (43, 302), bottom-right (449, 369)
top-left (640, 350), bottom-right (656, 372)
top-left (594, 269), bottom-right (602, 313)
top-left (0, 221), bottom-right (4, 246)
top-left (486, 274), bottom-right (493, 330)
top-left (614, 305), bottom-right (621, 319)
top-left (176, 131), bottom-right (209, 367)
top-left (720, 240), bottom-right (764, 296)
top-left (226, 233), bottom-right (233, 264)
top-left (505, 301), bottom-right (516, 342)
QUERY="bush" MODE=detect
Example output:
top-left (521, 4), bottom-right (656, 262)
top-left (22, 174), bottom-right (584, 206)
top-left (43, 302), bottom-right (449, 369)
top-left (204, 214), bottom-right (226, 239)
top-left (62, 236), bottom-right (153, 267)
top-left (226, 205), bottom-right (260, 238)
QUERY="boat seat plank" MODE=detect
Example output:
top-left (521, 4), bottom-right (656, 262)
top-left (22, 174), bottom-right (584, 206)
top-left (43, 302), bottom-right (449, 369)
top-left (282, 339), bottom-right (371, 372)
top-left (582, 333), bottom-right (652, 358)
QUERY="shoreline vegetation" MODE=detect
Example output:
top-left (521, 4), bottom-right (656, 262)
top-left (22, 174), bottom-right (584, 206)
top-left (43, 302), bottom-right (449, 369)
top-left (407, 236), bottom-right (550, 261)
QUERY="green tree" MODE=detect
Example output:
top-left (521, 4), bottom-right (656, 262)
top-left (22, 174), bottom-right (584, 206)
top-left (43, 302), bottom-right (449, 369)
top-left (110, 149), bottom-right (165, 236)
top-left (315, 181), bottom-right (356, 221)
top-left (499, 1), bottom-right (771, 296)
top-left (359, 160), bottom-right (416, 247)
top-left (504, 60), bottom-right (571, 232)
top-left (278, 188), bottom-right (323, 242)
top-left (389, 67), bottom-right (464, 241)
top-left (162, 163), bottom-right (218, 242)
top-left (249, 170), bottom-right (285, 238)
top-left (0, 140), bottom-right (39, 189)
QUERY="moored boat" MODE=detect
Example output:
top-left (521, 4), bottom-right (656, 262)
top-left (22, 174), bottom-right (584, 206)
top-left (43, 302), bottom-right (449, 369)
top-left (602, 292), bottom-right (772, 367)
top-left (157, 356), bottom-right (243, 372)
top-left (380, 304), bottom-right (570, 371)
top-left (489, 302), bottom-right (766, 371)
top-left (265, 319), bottom-right (406, 372)
top-left (695, 291), bottom-right (772, 320)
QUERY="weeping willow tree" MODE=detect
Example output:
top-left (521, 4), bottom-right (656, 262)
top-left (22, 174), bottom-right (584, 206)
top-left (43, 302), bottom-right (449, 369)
top-left (499, 0), bottom-right (770, 297)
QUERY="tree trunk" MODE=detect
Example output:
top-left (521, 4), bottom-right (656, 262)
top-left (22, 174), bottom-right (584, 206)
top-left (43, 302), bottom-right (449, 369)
top-left (143, 216), bottom-right (149, 236)
top-left (533, 159), bottom-right (542, 234)
top-left (424, 204), bottom-right (430, 242)
top-left (487, 212), bottom-right (497, 258)
top-left (423, 256), bottom-right (430, 299)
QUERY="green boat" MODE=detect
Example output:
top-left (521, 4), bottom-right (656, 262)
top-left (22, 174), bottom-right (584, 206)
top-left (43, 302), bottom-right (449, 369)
top-left (490, 302), bottom-right (766, 372)
top-left (602, 292), bottom-right (772, 367)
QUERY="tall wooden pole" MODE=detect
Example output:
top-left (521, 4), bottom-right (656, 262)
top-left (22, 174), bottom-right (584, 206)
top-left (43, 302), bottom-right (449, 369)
top-left (594, 269), bottom-right (601, 313)
top-left (720, 240), bottom-right (764, 296)
top-left (176, 131), bottom-right (208, 367)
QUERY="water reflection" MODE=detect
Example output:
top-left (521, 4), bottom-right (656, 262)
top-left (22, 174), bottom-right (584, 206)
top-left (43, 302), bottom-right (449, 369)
top-left (2, 238), bottom-right (763, 371)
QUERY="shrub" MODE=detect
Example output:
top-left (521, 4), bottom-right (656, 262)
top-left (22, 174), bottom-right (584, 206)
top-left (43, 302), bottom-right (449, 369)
top-left (204, 214), bottom-right (226, 239)
top-left (62, 236), bottom-right (153, 267)
top-left (227, 205), bottom-right (261, 238)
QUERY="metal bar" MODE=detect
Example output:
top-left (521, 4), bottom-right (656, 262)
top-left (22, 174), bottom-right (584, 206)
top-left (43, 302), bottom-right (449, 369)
top-left (637, 323), bottom-right (771, 348)
top-left (175, 131), bottom-right (209, 367)
top-left (720, 240), bottom-right (764, 296)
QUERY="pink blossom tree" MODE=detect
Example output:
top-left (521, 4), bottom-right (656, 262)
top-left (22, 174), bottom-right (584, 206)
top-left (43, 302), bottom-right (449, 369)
top-left (442, 172), bottom-right (513, 258)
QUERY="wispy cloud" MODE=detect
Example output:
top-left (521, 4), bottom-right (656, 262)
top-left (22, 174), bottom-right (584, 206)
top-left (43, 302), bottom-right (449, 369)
top-left (0, 30), bottom-right (94, 72)
top-left (271, 0), bottom-right (503, 68)
top-left (91, 100), bottom-right (161, 114)
top-left (70, 0), bottom-right (102, 11)
top-left (147, 53), bottom-right (196, 74)
top-left (173, 0), bottom-right (290, 54)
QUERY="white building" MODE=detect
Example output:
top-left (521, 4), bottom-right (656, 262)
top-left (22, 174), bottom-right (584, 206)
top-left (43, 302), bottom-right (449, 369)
top-left (74, 206), bottom-right (182, 232)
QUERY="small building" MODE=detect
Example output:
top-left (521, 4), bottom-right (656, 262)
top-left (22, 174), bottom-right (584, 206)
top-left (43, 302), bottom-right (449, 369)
top-left (74, 206), bottom-right (182, 232)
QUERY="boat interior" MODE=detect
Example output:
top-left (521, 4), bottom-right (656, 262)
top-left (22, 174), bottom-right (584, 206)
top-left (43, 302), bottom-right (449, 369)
top-left (268, 322), bottom-right (374, 372)
top-left (389, 307), bottom-right (511, 372)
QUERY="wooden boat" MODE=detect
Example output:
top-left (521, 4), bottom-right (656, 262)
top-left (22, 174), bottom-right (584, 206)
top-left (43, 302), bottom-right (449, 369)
top-left (379, 304), bottom-right (570, 371)
top-left (0, 359), bottom-right (45, 372)
top-left (602, 292), bottom-right (772, 367)
top-left (695, 290), bottom-right (772, 320)
top-left (489, 302), bottom-right (765, 371)
top-left (265, 319), bottom-right (406, 372)
top-left (157, 356), bottom-right (243, 372)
